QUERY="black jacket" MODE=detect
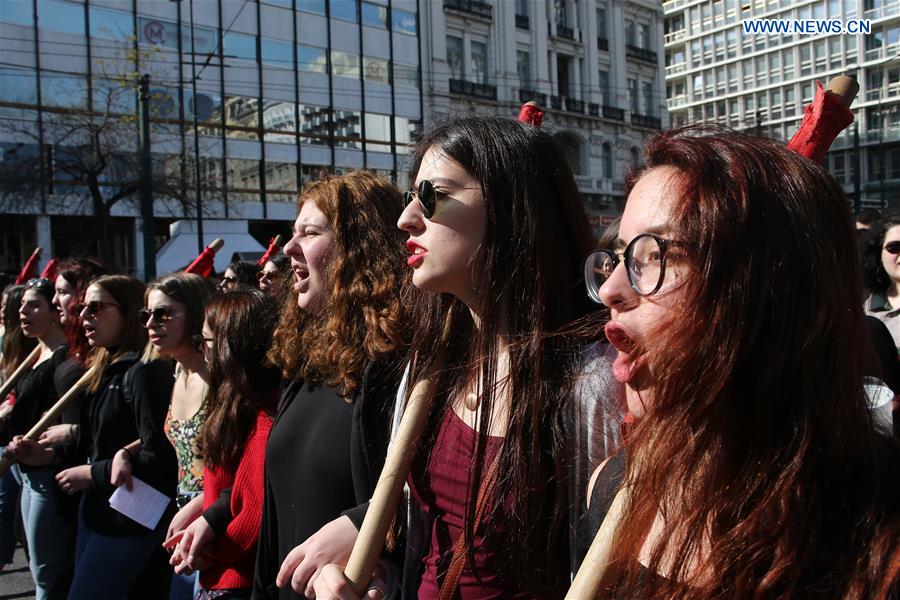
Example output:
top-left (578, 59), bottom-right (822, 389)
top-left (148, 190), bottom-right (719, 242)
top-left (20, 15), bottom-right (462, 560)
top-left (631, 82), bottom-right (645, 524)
top-left (63, 354), bottom-right (177, 536)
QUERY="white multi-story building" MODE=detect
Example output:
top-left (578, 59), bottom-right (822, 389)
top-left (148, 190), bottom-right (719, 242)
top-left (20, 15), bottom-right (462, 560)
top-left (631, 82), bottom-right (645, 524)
top-left (420, 0), bottom-right (669, 234)
top-left (663, 0), bottom-right (899, 210)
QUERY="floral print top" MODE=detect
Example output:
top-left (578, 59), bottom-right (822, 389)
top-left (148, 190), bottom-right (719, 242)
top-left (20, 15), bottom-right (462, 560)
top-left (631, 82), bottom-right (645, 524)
top-left (164, 402), bottom-right (206, 494)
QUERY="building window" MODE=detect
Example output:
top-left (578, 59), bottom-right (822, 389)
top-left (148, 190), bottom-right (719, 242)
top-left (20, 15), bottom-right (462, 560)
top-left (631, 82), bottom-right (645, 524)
top-left (516, 0), bottom-right (529, 17)
top-left (602, 143), bottom-right (612, 178)
top-left (394, 63), bottom-right (419, 88)
top-left (298, 46), bottom-right (328, 72)
top-left (596, 6), bottom-right (607, 38)
top-left (638, 22), bottom-right (652, 50)
top-left (629, 78), bottom-right (639, 113)
top-left (0, 0), bottom-right (33, 25)
top-left (361, 2), bottom-right (387, 28)
top-left (262, 38), bottom-right (294, 69)
top-left (224, 31), bottom-right (257, 62)
top-left (517, 51), bottom-right (531, 89)
top-left (447, 35), bottom-right (464, 80)
top-left (37, 0), bottom-right (84, 36)
top-left (625, 19), bottom-right (635, 46)
top-left (392, 9), bottom-right (417, 35)
top-left (330, 0), bottom-right (358, 23)
top-left (298, 0), bottom-right (326, 14)
top-left (471, 41), bottom-right (488, 84)
top-left (598, 69), bottom-right (609, 105)
top-left (331, 50), bottom-right (360, 78)
top-left (90, 6), bottom-right (134, 40)
top-left (642, 82), bottom-right (653, 116)
top-left (554, 0), bottom-right (568, 27)
top-left (363, 56), bottom-right (389, 84)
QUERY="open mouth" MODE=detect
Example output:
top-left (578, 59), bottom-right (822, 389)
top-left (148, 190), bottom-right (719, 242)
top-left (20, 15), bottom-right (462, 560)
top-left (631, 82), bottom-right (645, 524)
top-left (406, 240), bottom-right (427, 267)
top-left (83, 322), bottom-right (97, 337)
top-left (604, 322), bottom-right (646, 384)
top-left (291, 264), bottom-right (310, 289)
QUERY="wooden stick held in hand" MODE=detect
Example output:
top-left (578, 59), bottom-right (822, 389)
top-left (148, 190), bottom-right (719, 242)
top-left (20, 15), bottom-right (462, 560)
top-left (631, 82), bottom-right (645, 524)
top-left (0, 346), bottom-right (42, 401)
top-left (0, 364), bottom-right (96, 476)
top-left (566, 486), bottom-right (629, 599)
top-left (343, 315), bottom-right (454, 595)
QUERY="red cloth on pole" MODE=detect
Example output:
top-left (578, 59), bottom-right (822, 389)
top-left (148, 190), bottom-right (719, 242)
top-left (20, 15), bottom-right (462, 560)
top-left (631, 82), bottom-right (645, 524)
top-left (257, 237), bottom-right (281, 267)
top-left (184, 246), bottom-right (217, 277)
top-left (14, 248), bottom-right (41, 284)
top-left (40, 258), bottom-right (59, 283)
top-left (787, 81), bottom-right (853, 164)
top-left (518, 103), bottom-right (544, 128)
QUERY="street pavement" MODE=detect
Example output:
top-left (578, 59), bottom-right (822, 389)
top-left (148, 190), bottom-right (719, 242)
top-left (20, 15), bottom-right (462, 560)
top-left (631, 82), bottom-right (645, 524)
top-left (0, 545), bottom-right (34, 599)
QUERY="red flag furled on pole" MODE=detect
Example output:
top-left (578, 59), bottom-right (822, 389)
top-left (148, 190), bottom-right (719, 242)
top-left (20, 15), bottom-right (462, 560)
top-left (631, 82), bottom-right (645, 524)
top-left (257, 235), bottom-right (283, 267)
top-left (518, 101), bottom-right (544, 129)
top-left (787, 75), bottom-right (858, 164)
top-left (184, 239), bottom-right (225, 278)
top-left (14, 247), bottom-right (42, 284)
top-left (39, 258), bottom-right (59, 283)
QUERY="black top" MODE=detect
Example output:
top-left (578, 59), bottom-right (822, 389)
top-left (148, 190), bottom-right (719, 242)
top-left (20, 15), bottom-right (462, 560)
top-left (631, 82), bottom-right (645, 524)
top-left (581, 451), bottom-right (627, 565)
top-left (865, 316), bottom-right (900, 394)
top-left (64, 354), bottom-right (177, 536)
top-left (11, 344), bottom-right (68, 473)
top-left (252, 355), bottom-right (404, 600)
top-left (52, 356), bottom-right (88, 470)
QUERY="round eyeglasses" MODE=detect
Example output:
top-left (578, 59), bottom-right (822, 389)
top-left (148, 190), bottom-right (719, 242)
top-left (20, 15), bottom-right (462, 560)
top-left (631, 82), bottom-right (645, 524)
top-left (584, 233), bottom-right (682, 303)
top-left (403, 179), bottom-right (437, 219)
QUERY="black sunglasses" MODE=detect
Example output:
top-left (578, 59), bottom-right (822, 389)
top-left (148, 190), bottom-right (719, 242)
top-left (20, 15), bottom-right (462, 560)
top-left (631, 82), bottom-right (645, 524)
top-left (885, 241), bottom-right (900, 255)
top-left (139, 307), bottom-right (177, 325)
top-left (189, 334), bottom-right (214, 351)
top-left (25, 277), bottom-right (51, 290)
top-left (75, 300), bottom-right (119, 318)
top-left (403, 180), bottom-right (437, 219)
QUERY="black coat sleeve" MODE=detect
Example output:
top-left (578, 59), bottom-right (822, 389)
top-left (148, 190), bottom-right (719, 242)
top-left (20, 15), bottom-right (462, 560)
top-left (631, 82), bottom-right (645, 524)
top-left (127, 360), bottom-right (177, 495)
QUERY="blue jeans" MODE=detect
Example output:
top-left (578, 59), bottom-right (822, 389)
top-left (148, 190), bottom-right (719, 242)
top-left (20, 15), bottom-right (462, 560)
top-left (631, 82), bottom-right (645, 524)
top-left (0, 448), bottom-right (22, 564)
top-left (170, 571), bottom-right (199, 600)
top-left (67, 513), bottom-right (166, 600)
top-left (20, 466), bottom-right (73, 600)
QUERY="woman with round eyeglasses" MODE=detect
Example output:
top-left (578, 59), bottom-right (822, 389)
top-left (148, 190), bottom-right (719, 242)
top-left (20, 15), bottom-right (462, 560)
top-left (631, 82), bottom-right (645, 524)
top-left (579, 128), bottom-right (899, 598)
top-left (4, 277), bottom-right (71, 599)
top-left (51, 275), bottom-right (178, 599)
top-left (131, 273), bottom-right (214, 600)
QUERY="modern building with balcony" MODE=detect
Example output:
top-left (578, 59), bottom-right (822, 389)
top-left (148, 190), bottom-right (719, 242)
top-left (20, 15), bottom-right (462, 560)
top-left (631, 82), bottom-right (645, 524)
top-left (419, 0), bottom-right (669, 234)
top-left (663, 0), bottom-right (899, 211)
top-left (0, 0), bottom-right (422, 277)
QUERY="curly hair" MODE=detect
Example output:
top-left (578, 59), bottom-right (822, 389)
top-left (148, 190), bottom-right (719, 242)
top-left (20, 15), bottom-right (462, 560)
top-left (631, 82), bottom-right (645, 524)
top-left (268, 172), bottom-right (411, 397)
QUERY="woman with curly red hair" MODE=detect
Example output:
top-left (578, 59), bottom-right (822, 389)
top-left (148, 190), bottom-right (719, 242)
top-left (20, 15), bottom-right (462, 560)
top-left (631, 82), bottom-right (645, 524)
top-left (583, 127), bottom-right (900, 598)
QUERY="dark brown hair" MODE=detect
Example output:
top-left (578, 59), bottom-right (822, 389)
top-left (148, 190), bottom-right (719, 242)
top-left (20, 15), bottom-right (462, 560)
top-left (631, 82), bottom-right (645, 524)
top-left (268, 171), bottom-right (411, 397)
top-left (604, 127), bottom-right (900, 598)
top-left (199, 289), bottom-right (279, 471)
top-left (57, 258), bottom-right (106, 364)
top-left (404, 117), bottom-right (596, 593)
top-left (144, 273), bottom-right (215, 358)
top-left (83, 275), bottom-right (148, 392)
top-left (1, 285), bottom-right (37, 379)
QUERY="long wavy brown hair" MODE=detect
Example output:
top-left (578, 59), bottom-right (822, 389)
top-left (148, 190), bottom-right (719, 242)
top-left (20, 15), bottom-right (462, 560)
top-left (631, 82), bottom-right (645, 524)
top-left (602, 128), bottom-right (900, 598)
top-left (268, 171), bottom-right (410, 397)
top-left (199, 290), bottom-right (279, 471)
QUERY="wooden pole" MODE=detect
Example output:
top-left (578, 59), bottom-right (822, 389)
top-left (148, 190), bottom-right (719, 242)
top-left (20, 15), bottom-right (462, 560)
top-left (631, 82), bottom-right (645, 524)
top-left (0, 346), bottom-right (42, 401)
top-left (565, 486), bottom-right (629, 599)
top-left (0, 365), bottom-right (96, 476)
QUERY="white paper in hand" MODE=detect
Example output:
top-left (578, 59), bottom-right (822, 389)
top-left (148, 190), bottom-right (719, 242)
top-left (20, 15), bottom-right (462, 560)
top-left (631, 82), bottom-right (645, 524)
top-left (108, 476), bottom-right (170, 530)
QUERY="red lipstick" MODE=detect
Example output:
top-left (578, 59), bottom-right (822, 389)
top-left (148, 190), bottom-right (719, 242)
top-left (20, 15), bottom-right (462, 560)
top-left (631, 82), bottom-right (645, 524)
top-left (406, 240), bottom-right (427, 268)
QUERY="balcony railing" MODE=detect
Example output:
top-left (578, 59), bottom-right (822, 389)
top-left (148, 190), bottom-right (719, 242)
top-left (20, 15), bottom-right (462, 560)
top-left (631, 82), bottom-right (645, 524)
top-left (518, 88), bottom-right (547, 106)
top-left (669, 94), bottom-right (687, 108)
top-left (626, 44), bottom-right (658, 63)
top-left (863, 2), bottom-right (899, 20)
top-left (588, 102), bottom-right (600, 116)
top-left (597, 36), bottom-right (609, 51)
top-left (664, 29), bottom-right (686, 44)
top-left (665, 62), bottom-right (686, 76)
top-left (662, 0), bottom-right (686, 10)
top-left (443, 0), bottom-right (492, 19)
top-left (575, 175), bottom-right (593, 191)
top-left (515, 14), bottom-right (530, 29)
top-left (602, 105), bottom-right (625, 121)
top-left (550, 95), bottom-right (563, 110)
top-left (631, 113), bottom-right (662, 129)
top-left (449, 79), bottom-right (497, 100)
top-left (565, 97), bottom-right (585, 113)
top-left (556, 24), bottom-right (575, 40)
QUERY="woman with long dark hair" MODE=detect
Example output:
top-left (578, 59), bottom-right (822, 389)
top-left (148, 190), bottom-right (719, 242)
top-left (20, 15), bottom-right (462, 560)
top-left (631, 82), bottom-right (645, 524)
top-left (318, 116), bottom-right (596, 598)
top-left (864, 210), bottom-right (900, 349)
top-left (5, 277), bottom-right (70, 598)
top-left (583, 128), bottom-right (899, 597)
top-left (169, 289), bottom-right (280, 599)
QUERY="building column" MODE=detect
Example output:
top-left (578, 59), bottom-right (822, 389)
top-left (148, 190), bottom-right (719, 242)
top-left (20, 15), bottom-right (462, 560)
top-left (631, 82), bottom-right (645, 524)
top-left (36, 216), bottom-right (52, 274)
top-left (573, 57), bottom-right (582, 100)
top-left (134, 217), bottom-right (146, 282)
top-left (549, 50), bottom-right (558, 96)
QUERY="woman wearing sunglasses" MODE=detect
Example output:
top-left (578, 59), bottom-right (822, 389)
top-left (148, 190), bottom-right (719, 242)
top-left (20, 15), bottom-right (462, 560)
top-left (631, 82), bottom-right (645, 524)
top-left (219, 261), bottom-right (261, 293)
top-left (5, 277), bottom-right (71, 598)
top-left (865, 212), bottom-right (900, 350)
top-left (579, 129), bottom-right (899, 597)
top-left (168, 289), bottom-right (280, 600)
top-left (317, 116), bottom-right (596, 598)
top-left (50, 275), bottom-right (178, 598)
top-left (124, 273), bottom-right (214, 600)
top-left (257, 256), bottom-right (290, 296)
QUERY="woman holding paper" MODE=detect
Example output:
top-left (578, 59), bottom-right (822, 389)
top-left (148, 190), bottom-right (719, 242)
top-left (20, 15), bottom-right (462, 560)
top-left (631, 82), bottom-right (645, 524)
top-left (40, 274), bottom-right (177, 599)
top-left (169, 289), bottom-right (279, 599)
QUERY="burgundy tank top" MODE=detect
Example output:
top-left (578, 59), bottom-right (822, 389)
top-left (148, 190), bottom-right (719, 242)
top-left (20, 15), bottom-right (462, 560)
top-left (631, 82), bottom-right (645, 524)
top-left (409, 408), bottom-right (539, 600)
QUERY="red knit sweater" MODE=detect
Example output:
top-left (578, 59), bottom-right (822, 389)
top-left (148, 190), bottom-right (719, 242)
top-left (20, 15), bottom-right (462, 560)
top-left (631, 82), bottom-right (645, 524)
top-left (199, 410), bottom-right (272, 591)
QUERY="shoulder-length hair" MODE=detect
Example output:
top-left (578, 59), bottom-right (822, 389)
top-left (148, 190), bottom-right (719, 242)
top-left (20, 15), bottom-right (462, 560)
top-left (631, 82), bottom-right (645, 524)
top-left (84, 275), bottom-right (148, 392)
top-left (199, 289), bottom-right (280, 472)
top-left (0, 285), bottom-right (37, 379)
top-left (57, 258), bottom-right (106, 365)
top-left (861, 209), bottom-right (900, 296)
top-left (605, 127), bottom-right (900, 598)
top-left (403, 116), bottom-right (596, 593)
top-left (142, 273), bottom-right (215, 362)
top-left (268, 171), bottom-right (411, 397)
